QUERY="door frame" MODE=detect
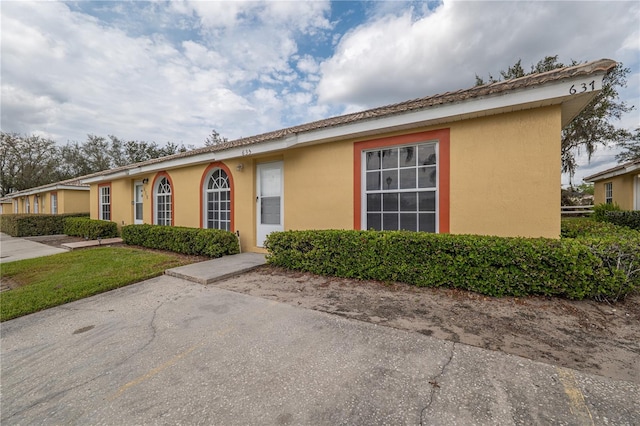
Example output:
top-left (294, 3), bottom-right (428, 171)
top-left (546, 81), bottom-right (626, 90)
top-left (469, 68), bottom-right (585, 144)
top-left (256, 161), bottom-right (284, 248)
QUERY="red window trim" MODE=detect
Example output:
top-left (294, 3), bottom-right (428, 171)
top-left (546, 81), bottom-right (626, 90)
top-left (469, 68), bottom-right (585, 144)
top-left (151, 172), bottom-right (175, 226)
top-left (353, 129), bottom-right (450, 233)
top-left (97, 183), bottom-right (112, 221)
top-left (199, 162), bottom-right (235, 231)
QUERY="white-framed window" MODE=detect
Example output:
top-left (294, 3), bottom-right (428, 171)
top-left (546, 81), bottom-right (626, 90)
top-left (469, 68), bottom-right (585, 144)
top-left (363, 142), bottom-right (438, 232)
top-left (51, 193), bottom-right (58, 214)
top-left (99, 185), bottom-right (111, 220)
top-left (25, 197), bottom-right (30, 214)
top-left (155, 176), bottom-right (172, 226)
top-left (34, 196), bottom-right (39, 214)
top-left (605, 182), bottom-right (613, 204)
top-left (203, 168), bottom-right (231, 231)
top-left (14, 200), bottom-right (18, 213)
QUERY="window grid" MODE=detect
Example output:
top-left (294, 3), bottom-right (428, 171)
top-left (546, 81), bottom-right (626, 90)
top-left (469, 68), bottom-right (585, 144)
top-left (364, 142), bottom-right (438, 233)
top-left (99, 186), bottom-right (111, 220)
top-left (51, 194), bottom-right (58, 214)
top-left (204, 169), bottom-right (231, 231)
top-left (34, 197), bottom-right (39, 214)
top-left (156, 177), bottom-right (172, 226)
top-left (25, 198), bottom-right (30, 214)
top-left (605, 182), bottom-right (613, 204)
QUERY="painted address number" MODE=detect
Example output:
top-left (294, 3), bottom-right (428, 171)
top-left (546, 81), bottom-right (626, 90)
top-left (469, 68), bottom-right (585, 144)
top-left (569, 80), bottom-right (595, 95)
top-left (241, 149), bottom-right (252, 156)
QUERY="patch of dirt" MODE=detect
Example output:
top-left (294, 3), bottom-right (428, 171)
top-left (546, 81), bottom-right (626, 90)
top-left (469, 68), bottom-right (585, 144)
top-left (24, 235), bottom-right (87, 247)
top-left (214, 265), bottom-right (640, 384)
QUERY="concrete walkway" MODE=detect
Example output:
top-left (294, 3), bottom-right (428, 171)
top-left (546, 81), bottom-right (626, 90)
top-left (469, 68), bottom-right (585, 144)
top-left (165, 252), bottom-right (266, 284)
top-left (0, 233), bottom-right (67, 263)
top-left (61, 237), bottom-right (123, 250)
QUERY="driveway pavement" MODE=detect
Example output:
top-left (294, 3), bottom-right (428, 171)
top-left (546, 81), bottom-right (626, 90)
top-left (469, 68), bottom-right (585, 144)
top-left (2, 274), bottom-right (638, 425)
top-left (0, 232), bottom-right (67, 263)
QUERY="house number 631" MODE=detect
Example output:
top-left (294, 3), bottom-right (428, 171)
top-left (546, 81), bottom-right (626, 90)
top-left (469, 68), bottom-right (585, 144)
top-left (569, 80), bottom-right (595, 95)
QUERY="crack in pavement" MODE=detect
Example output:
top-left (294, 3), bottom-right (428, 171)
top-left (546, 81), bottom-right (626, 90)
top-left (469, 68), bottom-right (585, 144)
top-left (420, 341), bottom-right (456, 426)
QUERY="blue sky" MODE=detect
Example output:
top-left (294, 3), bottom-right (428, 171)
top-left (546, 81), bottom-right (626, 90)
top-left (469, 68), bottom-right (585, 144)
top-left (1, 1), bottom-right (638, 185)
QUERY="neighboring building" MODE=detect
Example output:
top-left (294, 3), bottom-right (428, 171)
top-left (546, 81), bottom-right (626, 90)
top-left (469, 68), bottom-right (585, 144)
top-left (82, 59), bottom-right (616, 253)
top-left (3, 178), bottom-right (90, 215)
top-left (585, 158), bottom-right (640, 210)
top-left (0, 197), bottom-right (13, 215)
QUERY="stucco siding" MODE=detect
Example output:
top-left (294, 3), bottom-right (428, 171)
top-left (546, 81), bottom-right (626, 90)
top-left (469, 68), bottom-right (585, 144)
top-left (594, 174), bottom-right (635, 210)
top-left (448, 106), bottom-right (561, 238)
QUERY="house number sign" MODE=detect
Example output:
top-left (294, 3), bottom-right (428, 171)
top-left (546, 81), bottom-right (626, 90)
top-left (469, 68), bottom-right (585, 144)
top-left (569, 80), bottom-right (596, 95)
top-left (241, 149), bottom-right (252, 156)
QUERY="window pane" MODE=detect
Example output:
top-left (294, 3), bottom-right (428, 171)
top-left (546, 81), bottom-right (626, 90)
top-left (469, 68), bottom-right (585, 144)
top-left (419, 191), bottom-right (436, 211)
top-left (419, 213), bottom-right (436, 233)
top-left (367, 193), bottom-right (381, 212)
top-left (366, 151), bottom-right (381, 170)
top-left (382, 170), bottom-right (397, 190)
top-left (381, 149), bottom-right (398, 169)
top-left (400, 213), bottom-right (417, 231)
top-left (399, 168), bottom-right (416, 189)
top-left (419, 144), bottom-right (436, 165)
top-left (383, 213), bottom-right (398, 230)
top-left (366, 171), bottom-right (380, 191)
top-left (418, 166), bottom-right (437, 188)
top-left (399, 146), bottom-right (416, 168)
top-left (383, 193), bottom-right (398, 211)
top-left (400, 192), bottom-right (417, 212)
top-left (261, 196), bottom-right (280, 225)
top-left (367, 213), bottom-right (381, 231)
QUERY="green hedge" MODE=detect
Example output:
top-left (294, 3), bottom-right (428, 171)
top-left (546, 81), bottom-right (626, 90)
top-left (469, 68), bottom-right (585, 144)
top-left (64, 217), bottom-right (119, 239)
top-left (0, 213), bottom-right (89, 237)
top-left (121, 224), bottom-right (239, 258)
top-left (604, 211), bottom-right (640, 230)
top-left (265, 229), bottom-right (640, 302)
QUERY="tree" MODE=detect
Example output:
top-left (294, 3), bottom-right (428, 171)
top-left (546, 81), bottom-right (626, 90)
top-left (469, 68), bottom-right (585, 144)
top-left (0, 132), bottom-right (61, 196)
top-left (476, 56), bottom-right (634, 177)
top-left (204, 129), bottom-right (228, 146)
top-left (616, 128), bottom-right (640, 163)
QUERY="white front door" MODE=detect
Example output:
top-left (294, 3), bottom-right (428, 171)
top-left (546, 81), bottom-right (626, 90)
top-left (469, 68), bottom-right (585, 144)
top-left (635, 175), bottom-right (640, 211)
top-left (256, 161), bottom-right (283, 247)
top-left (134, 182), bottom-right (144, 224)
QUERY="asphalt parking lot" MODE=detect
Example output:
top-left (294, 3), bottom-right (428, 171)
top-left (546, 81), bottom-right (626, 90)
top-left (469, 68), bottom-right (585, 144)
top-left (2, 273), bottom-right (639, 425)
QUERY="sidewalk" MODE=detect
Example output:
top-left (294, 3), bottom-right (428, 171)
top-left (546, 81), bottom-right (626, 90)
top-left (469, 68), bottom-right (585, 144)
top-left (0, 233), bottom-right (68, 263)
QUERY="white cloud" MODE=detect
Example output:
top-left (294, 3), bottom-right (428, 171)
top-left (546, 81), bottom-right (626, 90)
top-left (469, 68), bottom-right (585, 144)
top-left (317, 1), bottom-right (639, 110)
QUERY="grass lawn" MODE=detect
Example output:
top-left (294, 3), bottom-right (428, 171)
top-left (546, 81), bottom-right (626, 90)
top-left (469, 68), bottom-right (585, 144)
top-left (0, 247), bottom-right (197, 322)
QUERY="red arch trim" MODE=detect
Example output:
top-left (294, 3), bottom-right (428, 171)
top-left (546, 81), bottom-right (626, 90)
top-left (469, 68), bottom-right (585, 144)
top-left (199, 162), bottom-right (235, 232)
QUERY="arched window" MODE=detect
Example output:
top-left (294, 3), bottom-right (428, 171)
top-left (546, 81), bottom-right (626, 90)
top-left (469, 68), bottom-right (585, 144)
top-left (203, 168), bottom-right (231, 231)
top-left (155, 176), bottom-right (172, 226)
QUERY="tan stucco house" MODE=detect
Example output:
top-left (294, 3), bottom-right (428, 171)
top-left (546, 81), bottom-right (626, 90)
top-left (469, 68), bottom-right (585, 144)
top-left (585, 158), bottom-right (640, 210)
top-left (4, 178), bottom-right (90, 215)
top-left (81, 59), bottom-right (617, 252)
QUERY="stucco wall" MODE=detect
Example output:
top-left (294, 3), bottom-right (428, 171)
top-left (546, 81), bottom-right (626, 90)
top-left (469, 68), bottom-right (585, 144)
top-left (593, 174), bottom-right (635, 210)
top-left (448, 106), bottom-right (561, 238)
top-left (60, 190), bottom-right (90, 214)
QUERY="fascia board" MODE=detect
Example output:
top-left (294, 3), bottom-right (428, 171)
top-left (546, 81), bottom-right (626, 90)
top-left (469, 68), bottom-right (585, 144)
top-left (10, 185), bottom-right (90, 197)
top-left (80, 70), bottom-right (609, 180)
top-left (586, 164), bottom-right (640, 182)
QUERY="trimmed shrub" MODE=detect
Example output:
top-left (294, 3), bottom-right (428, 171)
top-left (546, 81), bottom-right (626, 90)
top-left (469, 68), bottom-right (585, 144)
top-left (0, 213), bottom-right (89, 237)
top-left (64, 217), bottom-right (119, 239)
top-left (591, 202), bottom-right (621, 222)
top-left (560, 217), bottom-right (634, 238)
top-left (604, 210), bottom-right (640, 231)
top-left (121, 224), bottom-right (239, 258)
top-left (265, 229), bottom-right (639, 302)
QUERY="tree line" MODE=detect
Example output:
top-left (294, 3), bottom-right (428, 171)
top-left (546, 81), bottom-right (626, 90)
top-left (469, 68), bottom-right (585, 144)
top-left (0, 133), bottom-right (192, 196)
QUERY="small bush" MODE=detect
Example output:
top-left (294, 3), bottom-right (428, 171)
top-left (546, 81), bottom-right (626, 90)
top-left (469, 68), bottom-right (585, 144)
top-left (64, 217), bottom-right (119, 239)
top-left (560, 217), bottom-right (634, 238)
top-left (121, 224), bottom-right (239, 258)
top-left (592, 202), bottom-right (621, 222)
top-left (0, 213), bottom-right (89, 237)
top-left (265, 229), bottom-right (639, 302)
top-left (603, 210), bottom-right (640, 231)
